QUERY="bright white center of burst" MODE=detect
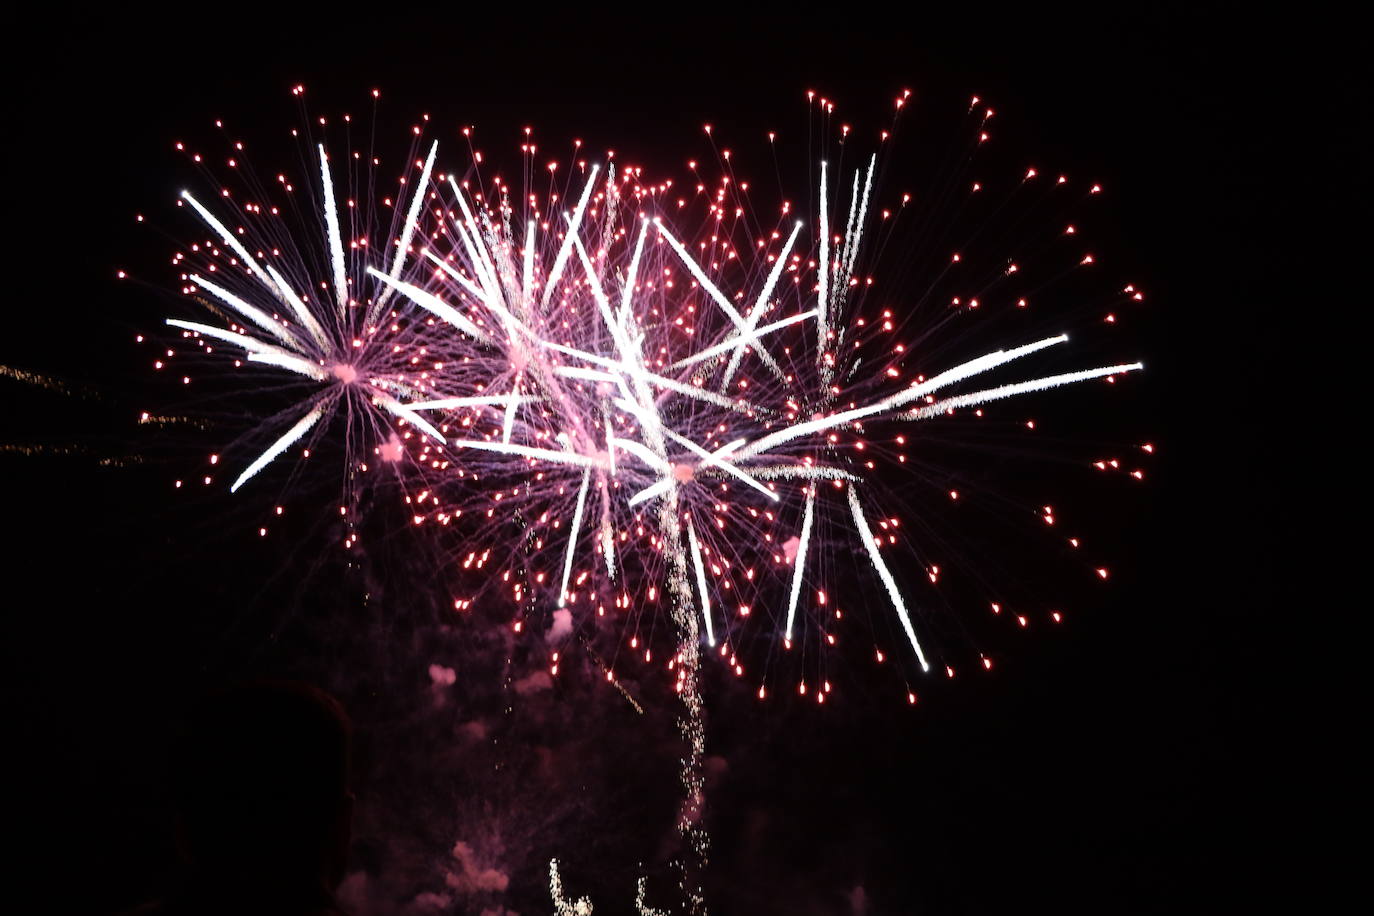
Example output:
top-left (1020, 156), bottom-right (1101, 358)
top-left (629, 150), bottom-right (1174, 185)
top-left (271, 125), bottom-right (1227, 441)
top-left (331, 363), bottom-right (359, 384)
top-left (671, 463), bottom-right (696, 483)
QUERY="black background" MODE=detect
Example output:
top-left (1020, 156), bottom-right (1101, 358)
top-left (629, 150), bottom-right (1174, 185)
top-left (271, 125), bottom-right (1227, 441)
top-left (1, 5), bottom-right (1333, 913)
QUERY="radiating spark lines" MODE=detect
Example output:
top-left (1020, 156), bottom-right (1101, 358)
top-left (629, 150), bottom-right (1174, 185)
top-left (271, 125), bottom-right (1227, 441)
top-left (159, 95), bottom-right (1145, 693)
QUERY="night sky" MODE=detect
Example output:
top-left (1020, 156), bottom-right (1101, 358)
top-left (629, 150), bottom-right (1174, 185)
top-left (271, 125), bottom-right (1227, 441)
top-left (2, 8), bottom-right (1328, 914)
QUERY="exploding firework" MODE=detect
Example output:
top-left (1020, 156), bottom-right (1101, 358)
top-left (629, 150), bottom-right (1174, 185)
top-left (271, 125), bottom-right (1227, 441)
top-left (382, 105), bottom-right (1143, 693)
top-left (160, 111), bottom-right (513, 540)
top-left (145, 88), bottom-right (1148, 913)
top-left (153, 87), bottom-right (1147, 693)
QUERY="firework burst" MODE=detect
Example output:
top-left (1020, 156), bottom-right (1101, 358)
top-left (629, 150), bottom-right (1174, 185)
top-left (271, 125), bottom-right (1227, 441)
top-left (154, 89), bottom-right (1146, 688)
top-left (165, 129), bottom-right (510, 528)
top-left (144, 89), bottom-right (1148, 913)
top-left (384, 113), bottom-right (1143, 693)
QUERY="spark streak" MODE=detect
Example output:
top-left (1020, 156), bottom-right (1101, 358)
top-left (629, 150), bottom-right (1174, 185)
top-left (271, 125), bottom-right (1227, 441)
top-left (847, 484), bottom-right (929, 672)
top-left (685, 516), bottom-right (715, 647)
top-left (318, 144), bottom-right (349, 315)
top-left (230, 404), bottom-right (325, 493)
top-left (559, 467), bottom-right (591, 607)
top-left (733, 333), bottom-right (1072, 461)
top-left (653, 218), bottom-right (785, 380)
top-left (786, 487), bottom-right (816, 641)
top-left (902, 363), bottom-right (1145, 419)
top-left (371, 141), bottom-right (438, 318)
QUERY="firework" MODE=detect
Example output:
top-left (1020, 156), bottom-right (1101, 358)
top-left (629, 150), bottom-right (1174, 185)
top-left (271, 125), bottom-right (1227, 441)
top-left (148, 91), bottom-right (1148, 913)
top-left (166, 137), bottom-right (510, 514)
top-left (385, 131), bottom-right (1142, 689)
top-left (157, 91), bottom-right (1145, 687)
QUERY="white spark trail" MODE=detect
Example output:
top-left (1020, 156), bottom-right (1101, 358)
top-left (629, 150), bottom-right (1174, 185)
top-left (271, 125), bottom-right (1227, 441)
top-left (898, 333), bottom-right (1072, 396)
top-left (534, 339), bottom-right (756, 414)
top-left (555, 362), bottom-right (626, 384)
top-left (366, 268), bottom-right (490, 341)
top-left (628, 478), bottom-right (673, 507)
top-left (373, 140), bottom-right (438, 318)
top-left (720, 221), bottom-right (803, 389)
top-left (541, 165), bottom-right (600, 307)
top-left (424, 248), bottom-right (533, 357)
top-left (179, 191), bottom-right (279, 295)
top-left (847, 485), bottom-right (930, 671)
top-left (446, 177), bottom-right (505, 307)
top-left (448, 439), bottom-right (608, 469)
top-left (838, 155), bottom-right (876, 296)
top-left (630, 369), bottom-right (755, 414)
top-left (609, 396), bottom-right (659, 429)
top-left (604, 414), bottom-right (617, 475)
top-left (609, 436), bottom-right (672, 473)
top-left (503, 373), bottom-right (523, 444)
top-left (601, 516), bottom-right (616, 579)
top-left (837, 168), bottom-right (860, 305)
top-left (448, 212), bottom-right (498, 303)
top-left (523, 221), bottom-right (536, 303)
top-left (685, 517), bottom-right (715, 646)
top-left (671, 309), bottom-right (816, 371)
top-left (901, 362), bottom-right (1145, 420)
top-left (558, 467), bottom-right (591, 607)
top-left (572, 232), bottom-right (640, 362)
top-left (423, 248), bottom-right (496, 310)
top-left (404, 395), bottom-right (533, 411)
top-left (230, 403), bottom-right (325, 493)
top-left (785, 487), bottom-right (815, 640)
top-left (188, 273), bottom-right (303, 349)
top-left (660, 429), bottom-right (774, 502)
top-left (371, 392), bottom-right (447, 444)
top-left (653, 218), bottom-right (785, 380)
top-left (618, 219), bottom-right (650, 327)
top-left (455, 181), bottom-right (508, 302)
top-left (752, 464), bottom-right (859, 482)
top-left (557, 369), bottom-right (633, 409)
top-left (317, 145), bottom-right (349, 316)
top-left (264, 266), bottom-right (329, 350)
top-left (734, 334), bottom-right (1071, 460)
top-left (166, 319), bottom-right (316, 368)
top-left (816, 161), bottom-right (830, 361)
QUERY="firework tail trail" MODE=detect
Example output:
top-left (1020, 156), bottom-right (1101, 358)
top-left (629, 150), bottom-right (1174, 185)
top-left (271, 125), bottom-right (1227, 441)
top-left (661, 494), bottom-right (709, 916)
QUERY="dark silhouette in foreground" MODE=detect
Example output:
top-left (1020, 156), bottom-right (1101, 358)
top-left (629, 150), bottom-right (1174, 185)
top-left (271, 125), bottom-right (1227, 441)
top-left (133, 681), bottom-right (354, 916)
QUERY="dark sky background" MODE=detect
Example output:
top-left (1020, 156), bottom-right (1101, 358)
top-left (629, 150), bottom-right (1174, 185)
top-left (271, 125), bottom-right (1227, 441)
top-left (1, 6), bottom-right (1334, 914)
